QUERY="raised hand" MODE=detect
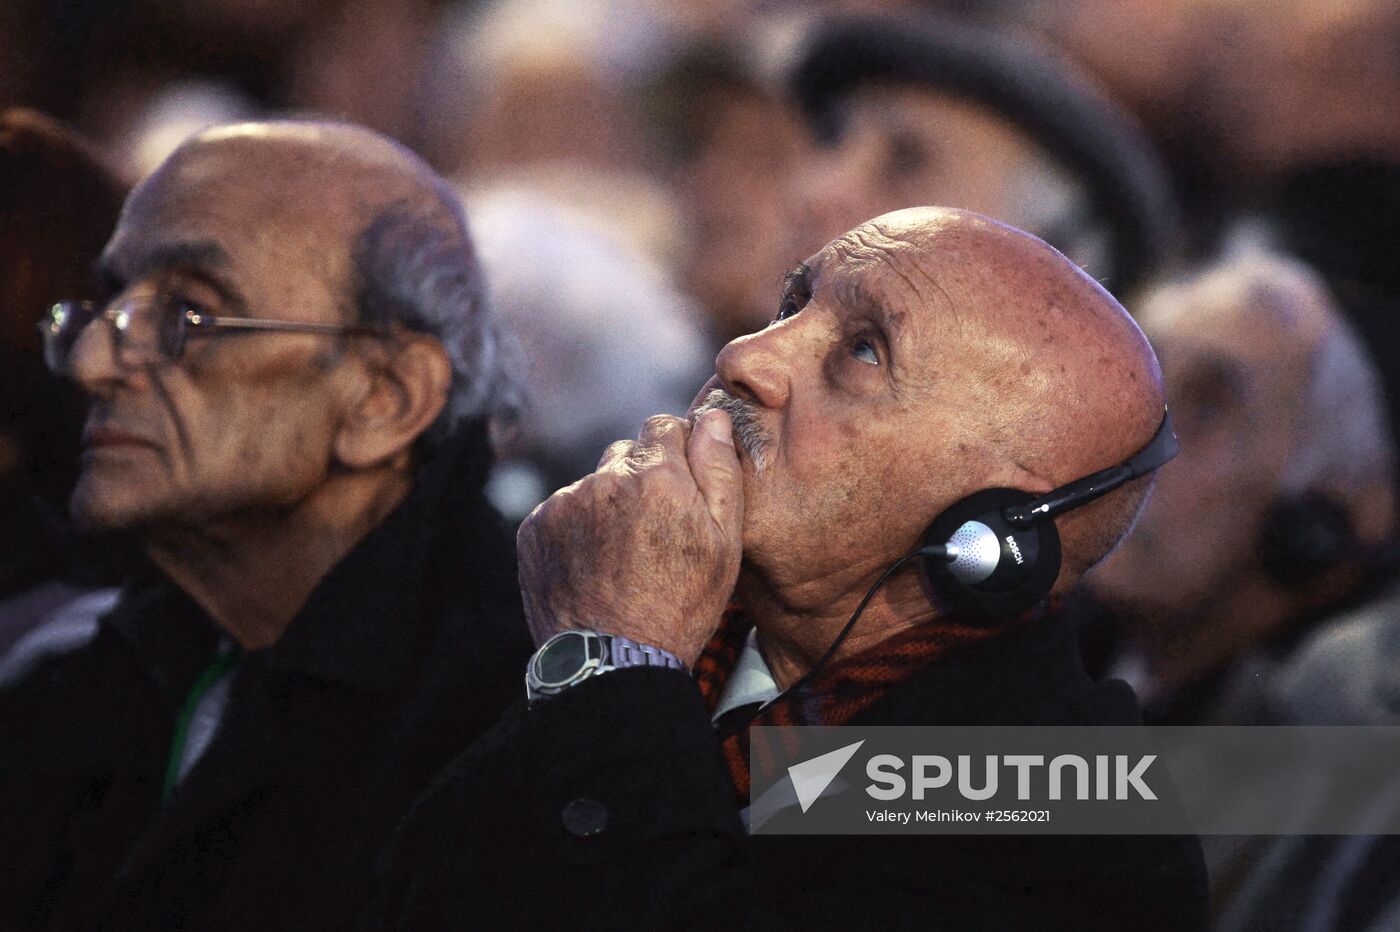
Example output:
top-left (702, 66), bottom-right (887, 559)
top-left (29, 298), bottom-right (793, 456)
top-left (516, 409), bottom-right (744, 666)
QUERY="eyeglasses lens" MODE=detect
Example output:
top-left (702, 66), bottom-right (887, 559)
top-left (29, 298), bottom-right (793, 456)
top-left (41, 298), bottom-right (186, 374)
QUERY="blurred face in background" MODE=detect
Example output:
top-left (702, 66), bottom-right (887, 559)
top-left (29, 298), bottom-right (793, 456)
top-left (788, 86), bottom-right (1080, 267)
top-left (0, 108), bottom-right (128, 590)
top-left (679, 84), bottom-right (813, 340)
top-left (1085, 268), bottom-right (1325, 624)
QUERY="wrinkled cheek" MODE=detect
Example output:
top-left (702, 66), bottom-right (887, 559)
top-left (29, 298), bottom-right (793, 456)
top-left (222, 423), bottom-right (329, 506)
top-left (175, 392), bottom-right (323, 510)
top-left (737, 468), bottom-right (764, 550)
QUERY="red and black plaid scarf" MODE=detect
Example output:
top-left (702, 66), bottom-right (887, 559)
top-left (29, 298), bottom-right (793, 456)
top-left (693, 605), bottom-right (1031, 800)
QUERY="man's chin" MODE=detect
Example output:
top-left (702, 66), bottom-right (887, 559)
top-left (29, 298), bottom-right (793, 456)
top-left (70, 477), bottom-right (160, 535)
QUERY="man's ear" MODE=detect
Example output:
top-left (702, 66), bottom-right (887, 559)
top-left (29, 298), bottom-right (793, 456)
top-left (333, 336), bottom-right (452, 470)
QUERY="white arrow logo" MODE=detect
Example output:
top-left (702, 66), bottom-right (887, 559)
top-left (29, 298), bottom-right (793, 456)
top-left (787, 740), bottom-right (866, 813)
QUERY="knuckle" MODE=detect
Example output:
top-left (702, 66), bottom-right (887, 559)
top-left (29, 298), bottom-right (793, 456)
top-left (640, 413), bottom-right (682, 439)
top-left (601, 439), bottom-right (635, 464)
top-left (518, 498), bottom-right (555, 539)
top-left (630, 444), bottom-right (667, 470)
top-left (589, 470), bottom-right (630, 506)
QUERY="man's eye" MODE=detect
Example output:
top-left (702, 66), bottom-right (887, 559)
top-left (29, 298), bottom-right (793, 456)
top-left (852, 339), bottom-right (879, 365)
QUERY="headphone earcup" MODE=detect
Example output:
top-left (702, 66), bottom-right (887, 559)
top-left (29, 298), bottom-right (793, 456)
top-left (921, 488), bottom-right (1062, 619)
top-left (1259, 492), bottom-right (1355, 588)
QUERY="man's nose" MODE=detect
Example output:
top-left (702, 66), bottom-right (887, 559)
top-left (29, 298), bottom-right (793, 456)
top-left (67, 314), bottom-right (128, 397)
top-left (714, 325), bottom-right (794, 410)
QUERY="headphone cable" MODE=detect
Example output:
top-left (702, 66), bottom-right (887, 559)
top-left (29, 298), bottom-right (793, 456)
top-left (718, 543), bottom-right (956, 737)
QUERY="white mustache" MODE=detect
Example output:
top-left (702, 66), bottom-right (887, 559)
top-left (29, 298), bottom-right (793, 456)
top-left (693, 389), bottom-right (771, 471)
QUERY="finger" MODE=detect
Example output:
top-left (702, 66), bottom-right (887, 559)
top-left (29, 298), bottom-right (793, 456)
top-left (687, 408), bottom-right (743, 538)
top-left (597, 439), bottom-right (636, 471)
top-left (637, 413), bottom-right (690, 450)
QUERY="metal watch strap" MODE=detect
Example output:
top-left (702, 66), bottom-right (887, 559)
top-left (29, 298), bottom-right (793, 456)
top-left (603, 634), bottom-right (688, 673)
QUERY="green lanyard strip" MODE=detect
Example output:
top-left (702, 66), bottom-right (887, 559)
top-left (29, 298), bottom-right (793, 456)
top-left (162, 647), bottom-right (241, 807)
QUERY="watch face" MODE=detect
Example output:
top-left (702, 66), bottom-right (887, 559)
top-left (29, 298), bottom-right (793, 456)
top-left (534, 632), bottom-right (590, 687)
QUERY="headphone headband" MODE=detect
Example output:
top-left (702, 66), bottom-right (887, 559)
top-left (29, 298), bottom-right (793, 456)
top-left (1003, 407), bottom-right (1178, 529)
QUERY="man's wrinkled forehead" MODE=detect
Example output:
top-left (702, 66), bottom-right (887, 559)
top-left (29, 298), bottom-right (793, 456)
top-left (820, 216), bottom-right (926, 270)
top-left (804, 218), bottom-right (959, 328)
top-left (97, 235), bottom-right (243, 306)
top-left (130, 142), bottom-right (333, 230)
top-left (109, 143), bottom-right (356, 292)
top-left (103, 181), bottom-right (254, 295)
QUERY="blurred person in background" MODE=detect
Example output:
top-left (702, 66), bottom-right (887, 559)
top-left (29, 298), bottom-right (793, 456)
top-left (422, 0), bottom-right (707, 342)
top-left (1258, 161), bottom-right (1400, 452)
top-left (645, 24), bottom-right (816, 343)
top-left (1075, 246), bottom-right (1399, 931)
top-left (0, 108), bottom-right (129, 656)
top-left (422, 0), bottom-right (683, 180)
top-left (1207, 573), bottom-right (1400, 932)
top-left (7, 0), bottom-right (447, 157)
top-left (1027, 0), bottom-right (1400, 452)
top-left (782, 11), bottom-right (1180, 324)
top-left (1083, 247), bottom-right (1397, 725)
top-left (283, 0), bottom-right (445, 143)
top-left (467, 184), bottom-right (711, 522)
top-left (1031, 0), bottom-right (1400, 210)
top-left (0, 120), bottom-right (530, 930)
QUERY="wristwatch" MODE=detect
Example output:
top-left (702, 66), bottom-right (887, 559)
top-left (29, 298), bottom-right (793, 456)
top-left (526, 630), bottom-right (687, 704)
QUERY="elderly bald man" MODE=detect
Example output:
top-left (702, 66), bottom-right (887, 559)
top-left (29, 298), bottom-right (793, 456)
top-left (0, 121), bottom-right (530, 930)
top-left (375, 208), bottom-right (1208, 930)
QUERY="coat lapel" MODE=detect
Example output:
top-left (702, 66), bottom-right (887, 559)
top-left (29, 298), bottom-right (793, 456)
top-left (106, 663), bottom-right (284, 891)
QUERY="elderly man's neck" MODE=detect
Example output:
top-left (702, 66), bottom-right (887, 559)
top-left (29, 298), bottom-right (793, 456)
top-left (144, 469), bottom-right (413, 650)
top-left (738, 562), bottom-right (940, 690)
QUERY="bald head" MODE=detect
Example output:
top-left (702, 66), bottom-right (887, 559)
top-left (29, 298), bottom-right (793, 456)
top-left (184, 121), bottom-right (449, 201)
top-left (705, 205), bottom-right (1166, 596)
top-left (114, 122), bottom-right (460, 307)
top-left (841, 208), bottom-right (1164, 581)
top-left (855, 207), bottom-right (1164, 472)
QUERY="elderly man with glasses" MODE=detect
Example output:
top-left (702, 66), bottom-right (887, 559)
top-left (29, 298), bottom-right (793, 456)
top-left (0, 121), bottom-right (531, 930)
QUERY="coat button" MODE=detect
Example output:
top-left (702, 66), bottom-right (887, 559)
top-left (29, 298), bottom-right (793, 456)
top-left (561, 797), bottom-right (608, 837)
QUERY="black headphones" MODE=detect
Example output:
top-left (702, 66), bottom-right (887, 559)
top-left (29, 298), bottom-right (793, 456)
top-left (920, 407), bottom-right (1181, 618)
top-left (772, 408), bottom-right (1180, 704)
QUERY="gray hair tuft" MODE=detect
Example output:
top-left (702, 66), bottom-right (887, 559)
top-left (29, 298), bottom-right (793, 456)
top-left (351, 197), bottom-right (524, 451)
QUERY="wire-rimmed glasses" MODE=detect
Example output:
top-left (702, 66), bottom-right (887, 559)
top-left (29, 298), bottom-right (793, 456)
top-left (39, 296), bottom-right (389, 376)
